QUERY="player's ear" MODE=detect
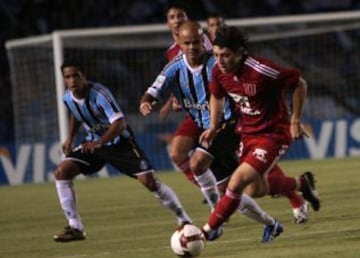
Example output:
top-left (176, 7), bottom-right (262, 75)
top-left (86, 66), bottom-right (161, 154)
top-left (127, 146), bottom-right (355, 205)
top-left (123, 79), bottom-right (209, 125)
top-left (236, 47), bottom-right (245, 56)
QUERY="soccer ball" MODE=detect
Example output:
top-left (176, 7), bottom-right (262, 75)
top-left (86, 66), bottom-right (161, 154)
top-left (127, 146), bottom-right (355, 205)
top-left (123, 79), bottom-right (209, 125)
top-left (170, 224), bottom-right (205, 257)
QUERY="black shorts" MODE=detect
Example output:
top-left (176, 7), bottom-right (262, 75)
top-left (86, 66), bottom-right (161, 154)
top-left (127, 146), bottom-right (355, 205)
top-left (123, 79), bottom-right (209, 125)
top-left (66, 137), bottom-right (154, 178)
top-left (198, 119), bottom-right (240, 184)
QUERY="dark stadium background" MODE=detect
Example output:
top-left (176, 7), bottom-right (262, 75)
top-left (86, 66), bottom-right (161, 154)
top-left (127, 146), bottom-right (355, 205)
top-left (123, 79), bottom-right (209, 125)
top-left (0, 0), bottom-right (359, 145)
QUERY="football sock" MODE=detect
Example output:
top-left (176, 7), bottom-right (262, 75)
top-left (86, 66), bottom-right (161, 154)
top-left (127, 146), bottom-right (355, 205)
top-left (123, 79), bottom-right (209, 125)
top-left (282, 190), bottom-right (304, 209)
top-left (55, 180), bottom-right (84, 231)
top-left (194, 169), bottom-right (220, 210)
top-left (208, 188), bottom-right (241, 229)
top-left (238, 193), bottom-right (275, 226)
top-left (154, 182), bottom-right (192, 225)
top-left (267, 167), bottom-right (297, 196)
top-left (267, 165), bottom-right (304, 208)
top-left (178, 159), bottom-right (198, 185)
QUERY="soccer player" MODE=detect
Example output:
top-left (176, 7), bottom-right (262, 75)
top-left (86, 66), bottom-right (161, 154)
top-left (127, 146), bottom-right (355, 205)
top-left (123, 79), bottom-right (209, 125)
top-left (159, 1), bottom-right (213, 185)
top-left (199, 25), bottom-right (320, 240)
top-left (53, 59), bottom-right (192, 242)
top-left (206, 13), bottom-right (225, 42)
top-left (140, 21), bottom-right (283, 243)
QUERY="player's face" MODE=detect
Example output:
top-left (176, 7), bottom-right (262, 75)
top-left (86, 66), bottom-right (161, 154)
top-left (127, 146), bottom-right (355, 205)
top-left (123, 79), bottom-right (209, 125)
top-left (213, 46), bottom-right (242, 73)
top-left (179, 29), bottom-right (204, 64)
top-left (167, 8), bottom-right (188, 37)
top-left (207, 17), bottom-right (224, 41)
top-left (62, 67), bottom-right (87, 95)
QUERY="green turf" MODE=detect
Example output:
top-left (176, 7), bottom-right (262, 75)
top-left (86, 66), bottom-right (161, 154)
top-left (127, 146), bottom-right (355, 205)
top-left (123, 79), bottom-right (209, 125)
top-left (1, 157), bottom-right (360, 258)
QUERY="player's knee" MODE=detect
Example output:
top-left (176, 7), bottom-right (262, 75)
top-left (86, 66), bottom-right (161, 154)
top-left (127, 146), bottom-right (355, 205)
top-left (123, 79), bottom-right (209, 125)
top-left (138, 173), bottom-right (158, 191)
top-left (54, 166), bottom-right (72, 180)
top-left (189, 158), bottom-right (205, 175)
top-left (169, 150), bottom-right (188, 165)
top-left (54, 162), bottom-right (79, 180)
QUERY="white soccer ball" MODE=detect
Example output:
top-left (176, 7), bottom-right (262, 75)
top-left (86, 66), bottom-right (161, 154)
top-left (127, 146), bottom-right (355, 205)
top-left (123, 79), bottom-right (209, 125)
top-left (170, 224), bottom-right (205, 257)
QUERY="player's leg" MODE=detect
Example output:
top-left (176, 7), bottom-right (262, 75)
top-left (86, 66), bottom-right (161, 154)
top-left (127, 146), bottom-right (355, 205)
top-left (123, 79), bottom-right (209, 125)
top-left (268, 165), bottom-right (309, 223)
top-left (53, 148), bottom-right (103, 242)
top-left (169, 134), bottom-right (195, 183)
top-left (137, 172), bottom-right (192, 226)
top-left (202, 135), bottom-right (288, 241)
top-left (192, 118), bottom-right (239, 209)
top-left (169, 115), bottom-right (200, 184)
top-left (107, 139), bottom-right (192, 226)
top-left (266, 167), bottom-right (320, 212)
top-left (202, 162), bottom-right (258, 240)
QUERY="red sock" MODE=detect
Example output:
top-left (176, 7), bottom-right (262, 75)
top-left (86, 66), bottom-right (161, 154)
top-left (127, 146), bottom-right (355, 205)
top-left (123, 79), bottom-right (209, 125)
top-left (208, 188), bottom-right (241, 229)
top-left (178, 160), bottom-right (198, 186)
top-left (282, 191), bottom-right (304, 209)
top-left (267, 165), bottom-right (297, 195)
top-left (267, 165), bottom-right (304, 208)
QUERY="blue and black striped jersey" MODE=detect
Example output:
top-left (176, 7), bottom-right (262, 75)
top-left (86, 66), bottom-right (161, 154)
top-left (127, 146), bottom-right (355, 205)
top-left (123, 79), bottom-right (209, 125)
top-left (63, 82), bottom-right (131, 145)
top-left (147, 52), bottom-right (233, 129)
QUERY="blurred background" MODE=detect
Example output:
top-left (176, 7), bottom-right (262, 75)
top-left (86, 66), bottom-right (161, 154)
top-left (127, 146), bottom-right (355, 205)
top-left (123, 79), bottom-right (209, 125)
top-left (1, 0), bottom-right (360, 185)
top-left (1, 0), bottom-right (359, 144)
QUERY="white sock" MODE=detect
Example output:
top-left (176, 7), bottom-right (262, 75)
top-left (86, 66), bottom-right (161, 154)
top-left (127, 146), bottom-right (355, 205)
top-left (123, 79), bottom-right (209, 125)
top-left (55, 180), bottom-right (84, 231)
top-left (238, 193), bottom-right (275, 226)
top-left (153, 182), bottom-right (192, 225)
top-left (194, 169), bottom-right (220, 210)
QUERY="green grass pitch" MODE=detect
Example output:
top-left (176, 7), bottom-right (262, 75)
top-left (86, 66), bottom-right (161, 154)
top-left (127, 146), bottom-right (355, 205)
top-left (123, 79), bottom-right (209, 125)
top-left (1, 157), bottom-right (360, 258)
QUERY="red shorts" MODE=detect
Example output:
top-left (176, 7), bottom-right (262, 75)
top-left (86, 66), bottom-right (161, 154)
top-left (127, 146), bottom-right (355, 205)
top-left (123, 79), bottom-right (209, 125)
top-left (174, 115), bottom-right (202, 139)
top-left (238, 134), bottom-right (291, 174)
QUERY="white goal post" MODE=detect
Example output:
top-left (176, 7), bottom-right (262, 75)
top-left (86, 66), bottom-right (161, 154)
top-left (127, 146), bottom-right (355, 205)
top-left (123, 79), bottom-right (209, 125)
top-left (5, 11), bottom-right (360, 174)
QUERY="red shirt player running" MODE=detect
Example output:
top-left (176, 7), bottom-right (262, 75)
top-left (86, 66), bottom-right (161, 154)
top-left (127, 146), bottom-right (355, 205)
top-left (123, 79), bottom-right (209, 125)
top-left (199, 25), bottom-right (321, 241)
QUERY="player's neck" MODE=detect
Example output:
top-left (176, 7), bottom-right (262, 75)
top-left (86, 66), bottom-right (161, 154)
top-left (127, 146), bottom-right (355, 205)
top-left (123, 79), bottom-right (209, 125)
top-left (72, 84), bottom-right (89, 99)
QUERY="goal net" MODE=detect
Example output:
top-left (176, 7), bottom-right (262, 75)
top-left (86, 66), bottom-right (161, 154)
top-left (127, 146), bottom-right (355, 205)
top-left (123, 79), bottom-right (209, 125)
top-left (6, 11), bottom-right (360, 171)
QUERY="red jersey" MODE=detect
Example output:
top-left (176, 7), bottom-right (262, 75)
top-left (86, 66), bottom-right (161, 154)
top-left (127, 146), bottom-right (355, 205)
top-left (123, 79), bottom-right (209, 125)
top-left (210, 55), bottom-right (300, 136)
top-left (166, 33), bottom-right (213, 61)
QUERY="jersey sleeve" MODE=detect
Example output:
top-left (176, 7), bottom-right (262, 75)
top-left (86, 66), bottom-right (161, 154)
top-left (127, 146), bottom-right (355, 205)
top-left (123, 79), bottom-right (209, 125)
top-left (265, 60), bottom-right (301, 90)
top-left (146, 61), bottom-right (177, 102)
top-left (95, 86), bottom-right (124, 124)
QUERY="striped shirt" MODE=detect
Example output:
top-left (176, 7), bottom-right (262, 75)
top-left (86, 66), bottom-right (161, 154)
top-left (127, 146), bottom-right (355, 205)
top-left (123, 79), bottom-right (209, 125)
top-left (63, 82), bottom-right (131, 145)
top-left (147, 52), bottom-right (233, 129)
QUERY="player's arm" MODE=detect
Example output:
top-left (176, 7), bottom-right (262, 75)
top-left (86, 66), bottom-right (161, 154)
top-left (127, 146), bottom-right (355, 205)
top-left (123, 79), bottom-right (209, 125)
top-left (139, 93), bottom-right (158, 116)
top-left (290, 76), bottom-right (308, 139)
top-left (81, 117), bottom-right (126, 154)
top-left (199, 94), bottom-right (225, 146)
top-left (97, 118), bottom-right (126, 145)
top-left (62, 114), bottom-right (81, 155)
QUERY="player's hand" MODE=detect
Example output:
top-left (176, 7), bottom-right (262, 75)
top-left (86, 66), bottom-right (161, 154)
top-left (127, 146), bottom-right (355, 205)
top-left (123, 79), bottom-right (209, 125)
top-left (139, 102), bottom-right (153, 116)
top-left (81, 141), bottom-right (102, 154)
top-left (172, 98), bottom-right (182, 111)
top-left (290, 122), bottom-right (310, 140)
top-left (62, 139), bottom-right (73, 156)
top-left (199, 127), bottom-right (218, 148)
top-left (159, 102), bottom-right (172, 121)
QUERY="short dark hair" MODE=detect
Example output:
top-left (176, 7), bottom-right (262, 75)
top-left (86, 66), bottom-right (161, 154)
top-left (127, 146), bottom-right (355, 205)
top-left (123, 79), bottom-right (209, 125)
top-left (61, 59), bottom-right (84, 73)
top-left (164, 1), bottom-right (188, 16)
top-left (213, 25), bottom-right (248, 52)
top-left (207, 12), bottom-right (225, 20)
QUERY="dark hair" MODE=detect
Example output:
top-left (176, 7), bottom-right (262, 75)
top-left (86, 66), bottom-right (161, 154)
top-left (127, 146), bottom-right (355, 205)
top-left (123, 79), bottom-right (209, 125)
top-left (207, 12), bottom-right (225, 20)
top-left (213, 25), bottom-right (248, 52)
top-left (61, 59), bottom-right (84, 73)
top-left (164, 1), bottom-right (188, 16)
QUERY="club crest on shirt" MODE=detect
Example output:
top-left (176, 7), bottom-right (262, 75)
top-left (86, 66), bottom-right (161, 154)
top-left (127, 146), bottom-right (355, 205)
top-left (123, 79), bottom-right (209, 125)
top-left (252, 148), bottom-right (267, 163)
top-left (243, 83), bottom-right (257, 96)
